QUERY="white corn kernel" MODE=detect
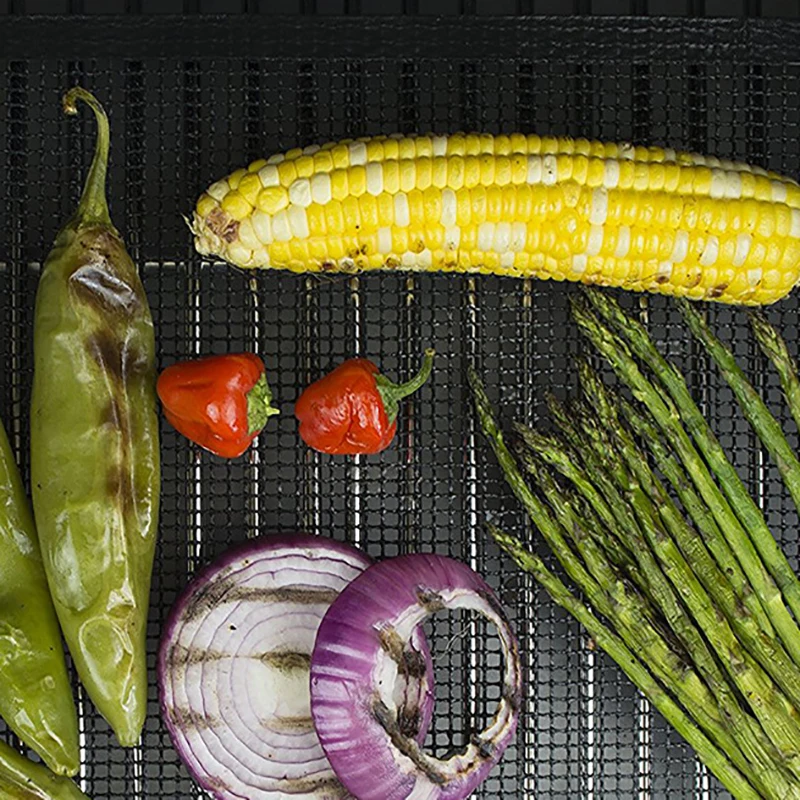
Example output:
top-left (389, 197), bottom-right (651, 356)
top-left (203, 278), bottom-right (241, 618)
top-left (733, 233), bottom-right (752, 267)
top-left (394, 194), bottom-right (410, 227)
top-left (267, 153), bottom-right (285, 165)
top-left (478, 222), bottom-right (494, 251)
top-left (710, 170), bottom-right (727, 199)
top-left (238, 218), bottom-right (261, 250)
top-left (603, 160), bottom-right (620, 189)
top-left (723, 171), bottom-right (742, 199)
top-left (791, 209), bottom-right (800, 237)
top-left (289, 178), bottom-right (312, 208)
top-left (671, 229), bottom-right (689, 263)
top-left (587, 225), bottom-right (604, 257)
top-left (311, 173), bottom-right (332, 205)
top-left (377, 226), bottom-right (392, 253)
top-left (542, 154), bottom-right (558, 186)
top-left (251, 210), bottom-right (273, 245)
top-left (401, 251), bottom-right (417, 267)
top-left (303, 144), bottom-right (321, 155)
top-left (527, 155), bottom-right (542, 184)
top-left (615, 226), bottom-right (631, 259)
top-left (662, 148), bottom-right (676, 162)
top-left (228, 242), bottom-right (253, 266)
top-left (288, 205), bottom-right (309, 238)
top-left (348, 141), bottom-right (367, 166)
top-left (572, 254), bottom-right (588, 274)
top-left (272, 209), bottom-right (292, 241)
top-left (441, 188), bottom-right (457, 227)
top-left (748, 267), bottom-right (763, 286)
top-left (207, 180), bottom-right (230, 202)
top-left (619, 143), bottom-right (635, 160)
top-left (657, 261), bottom-right (673, 280)
top-left (590, 188), bottom-right (608, 225)
top-left (500, 252), bottom-right (515, 268)
top-left (445, 226), bottom-right (461, 250)
top-left (432, 136), bottom-right (448, 157)
top-left (493, 222), bottom-right (511, 252)
top-left (366, 162), bottom-right (384, 196)
top-left (773, 181), bottom-right (789, 203)
top-left (699, 235), bottom-right (719, 267)
top-left (417, 248), bottom-right (433, 268)
top-left (259, 164), bottom-right (281, 187)
top-left (510, 222), bottom-right (526, 252)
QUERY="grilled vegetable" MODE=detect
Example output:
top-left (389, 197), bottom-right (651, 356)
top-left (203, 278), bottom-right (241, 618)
top-left (295, 349), bottom-right (434, 455)
top-left (192, 133), bottom-right (800, 305)
top-left (311, 553), bottom-right (521, 800)
top-left (159, 534), bottom-right (434, 800)
top-left (469, 290), bottom-right (800, 799)
top-left (0, 740), bottom-right (89, 800)
top-left (157, 353), bottom-right (278, 458)
top-left (30, 88), bottom-right (160, 746)
top-left (0, 414), bottom-right (79, 776)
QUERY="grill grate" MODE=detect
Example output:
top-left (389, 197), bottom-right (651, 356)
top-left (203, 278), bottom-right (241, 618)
top-left (2, 14), bottom-right (800, 799)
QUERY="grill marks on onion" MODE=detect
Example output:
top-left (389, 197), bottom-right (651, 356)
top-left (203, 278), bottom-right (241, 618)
top-left (311, 554), bottom-right (522, 800)
top-left (159, 535), bottom-right (434, 800)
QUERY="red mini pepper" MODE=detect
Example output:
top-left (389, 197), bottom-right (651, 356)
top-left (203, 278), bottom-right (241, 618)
top-left (157, 353), bottom-right (279, 458)
top-left (295, 349), bottom-right (435, 455)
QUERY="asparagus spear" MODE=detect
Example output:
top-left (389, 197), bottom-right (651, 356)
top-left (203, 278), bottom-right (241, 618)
top-left (589, 388), bottom-right (800, 711)
top-left (750, 311), bottom-right (800, 437)
top-left (584, 289), bottom-right (800, 632)
top-left (578, 361), bottom-right (774, 638)
top-left (572, 295), bottom-right (800, 666)
top-left (484, 523), bottom-right (764, 800)
top-left (679, 298), bottom-right (800, 517)
top-left (470, 367), bottom-right (797, 798)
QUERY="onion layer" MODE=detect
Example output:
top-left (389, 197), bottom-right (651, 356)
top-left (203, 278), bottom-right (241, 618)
top-left (310, 553), bottom-right (522, 800)
top-left (158, 534), bottom-right (434, 800)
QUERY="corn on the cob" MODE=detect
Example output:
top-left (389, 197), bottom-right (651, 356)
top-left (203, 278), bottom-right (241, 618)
top-left (192, 133), bottom-right (800, 305)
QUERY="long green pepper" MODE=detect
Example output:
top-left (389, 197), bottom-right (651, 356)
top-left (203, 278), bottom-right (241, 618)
top-left (0, 416), bottom-right (78, 775)
top-left (0, 740), bottom-right (88, 800)
top-left (30, 88), bottom-right (160, 746)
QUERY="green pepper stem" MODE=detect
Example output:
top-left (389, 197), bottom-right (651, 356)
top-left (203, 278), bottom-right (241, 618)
top-left (247, 373), bottom-right (280, 436)
top-left (62, 87), bottom-right (111, 227)
top-left (375, 348), bottom-right (436, 425)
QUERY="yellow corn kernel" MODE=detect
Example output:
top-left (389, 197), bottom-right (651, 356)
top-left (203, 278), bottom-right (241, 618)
top-left (618, 161), bottom-right (636, 190)
top-left (383, 162), bottom-right (400, 195)
top-left (238, 173), bottom-right (262, 206)
top-left (278, 161), bottom-right (298, 186)
top-left (400, 160), bottom-right (417, 193)
top-left (432, 158), bottom-right (448, 189)
top-left (464, 156), bottom-right (481, 189)
top-left (377, 193), bottom-right (394, 225)
top-left (325, 201), bottom-right (345, 234)
top-left (196, 193), bottom-right (217, 218)
top-left (398, 138), bottom-right (415, 160)
top-left (359, 194), bottom-right (379, 230)
top-left (479, 154), bottom-right (496, 186)
top-left (383, 138), bottom-right (399, 160)
top-left (331, 169), bottom-right (349, 201)
top-left (221, 191), bottom-right (252, 221)
top-left (342, 196), bottom-right (360, 231)
top-left (415, 137), bottom-right (432, 158)
top-left (423, 187), bottom-right (442, 224)
top-left (417, 158), bottom-right (432, 191)
top-left (366, 139), bottom-right (384, 162)
top-left (268, 241), bottom-right (291, 265)
top-left (392, 226), bottom-right (409, 253)
top-left (307, 204), bottom-right (327, 237)
top-left (313, 151), bottom-right (334, 173)
top-left (349, 165), bottom-right (367, 197)
top-left (227, 168), bottom-right (246, 190)
top-left (449, 133), bottom-right (468, 155)
top-left (331, 144), bottom-right (349, 169)
top-left (295, 155), bottom-right (315, 178)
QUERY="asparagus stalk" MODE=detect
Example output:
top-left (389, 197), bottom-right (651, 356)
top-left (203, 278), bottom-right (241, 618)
top-left (593, 392), bottom-right (800, 712)
top-left (470, 367), bottom-right (797, 798)
top-left (521, 418), bottom-right (800, 769)
top-left (750, 311), bottom-right (800, 437)
top-left (679, 298), bottom-right (800, 517)
top-left (578, 361), bottom-right (774, 638)
top-left (572, 295), bottom-right (800, 666)
top-left (584, 289), bottom-right (800, 633)
top-left (485, 523), bottom-right (764, 800)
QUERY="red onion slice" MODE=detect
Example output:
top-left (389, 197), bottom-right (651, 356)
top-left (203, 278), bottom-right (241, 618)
top-left (158, 535), bottom-right (434, 800)
top-left (311, 553), bottom-right (522, 800)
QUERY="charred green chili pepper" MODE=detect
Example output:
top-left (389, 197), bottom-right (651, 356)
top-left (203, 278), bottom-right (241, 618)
top-left (0, 740), bottom-right (89, 800)
top-left (0, 414), bottom-right (79, 775)
top-left (30, 87), bottom-right (160, 747)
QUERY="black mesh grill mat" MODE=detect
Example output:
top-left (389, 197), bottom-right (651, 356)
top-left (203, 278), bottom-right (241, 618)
top-left (3, 14), bottom-right (800, 799)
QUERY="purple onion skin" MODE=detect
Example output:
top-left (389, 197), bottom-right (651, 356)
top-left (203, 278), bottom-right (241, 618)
top-left (311, 553), bottom-right (522, 800)
top-left (158, 534), bottom-right (434, 800)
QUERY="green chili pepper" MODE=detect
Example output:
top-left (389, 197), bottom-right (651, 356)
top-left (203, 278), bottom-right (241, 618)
top-left (0, 415), bottom-right (79, 776)
top-left (30, 87), bottom-right (160, 747)
top-left (0, 740), bottom-right (89, 800)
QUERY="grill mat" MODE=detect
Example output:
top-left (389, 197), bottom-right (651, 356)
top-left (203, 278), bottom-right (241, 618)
top-left (2, 14), bottom-right (800, 799)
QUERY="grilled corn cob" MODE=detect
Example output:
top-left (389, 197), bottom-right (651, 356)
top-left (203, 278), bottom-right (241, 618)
top-left (192, 133), bottom-right (800, 305)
